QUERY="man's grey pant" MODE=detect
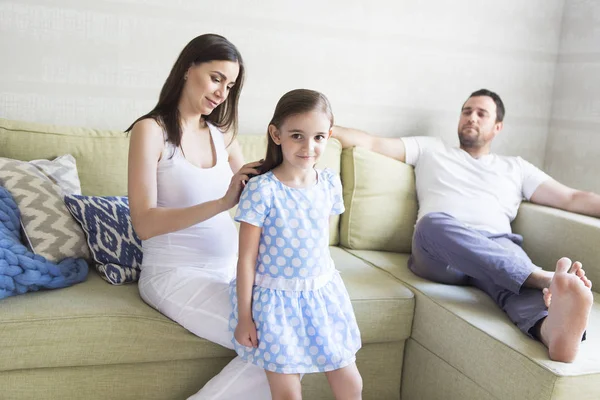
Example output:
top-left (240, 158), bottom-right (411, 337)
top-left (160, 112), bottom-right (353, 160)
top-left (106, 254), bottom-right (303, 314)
top-left (409, 212), bottom-right (548, 337)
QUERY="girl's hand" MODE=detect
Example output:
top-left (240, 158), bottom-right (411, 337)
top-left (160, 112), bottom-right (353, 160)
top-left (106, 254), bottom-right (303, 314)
top-left (221, 160), bottom-right (262, 210)
top-left (234, 317), bottom-right (259, 348)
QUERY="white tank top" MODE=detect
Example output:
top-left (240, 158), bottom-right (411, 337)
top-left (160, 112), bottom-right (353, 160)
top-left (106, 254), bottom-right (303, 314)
top-left (142, 122), bottom-right (238, 271)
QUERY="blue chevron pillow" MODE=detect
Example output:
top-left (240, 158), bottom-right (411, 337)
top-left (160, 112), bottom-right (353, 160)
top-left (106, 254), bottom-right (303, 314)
top-left (64, 195), bottom-right (142, 285)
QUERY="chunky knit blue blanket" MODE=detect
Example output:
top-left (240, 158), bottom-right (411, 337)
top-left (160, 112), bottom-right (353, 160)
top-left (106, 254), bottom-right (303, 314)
top-left (0, 186), bottom-right (88, 300)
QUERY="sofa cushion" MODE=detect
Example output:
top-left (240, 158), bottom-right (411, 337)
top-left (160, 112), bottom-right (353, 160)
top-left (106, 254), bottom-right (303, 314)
top-left (330, 247), bottom-right (414, 343)
top-left (0, 246), bottom-right (413, 373)
top-left (27, 154), bottom-right (82, 196)
top-left (235, 135), bottom-right (343, 245)
top-left (0, 272), bottom-right (233, 373)
top-left (0, 156), bottom-right (90, 262)
top-left (0, 118), bottom-right (129, 196)
top-left (64, 195), bottom-right (143, 285)
top-left (348, 250), bottom-right (600, 400)
top-left (340, 147), bottom-right (418, 253)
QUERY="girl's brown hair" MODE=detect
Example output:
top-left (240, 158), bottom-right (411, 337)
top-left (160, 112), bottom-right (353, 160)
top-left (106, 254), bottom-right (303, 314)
top-left (260, 89), bottom-right (334, 174)
top-left (126, 34), bottom-right (244, 148)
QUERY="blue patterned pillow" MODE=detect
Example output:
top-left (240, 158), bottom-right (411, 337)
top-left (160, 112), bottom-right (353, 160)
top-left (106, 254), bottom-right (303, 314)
top-left (64, 195), bottom-right (142, 285)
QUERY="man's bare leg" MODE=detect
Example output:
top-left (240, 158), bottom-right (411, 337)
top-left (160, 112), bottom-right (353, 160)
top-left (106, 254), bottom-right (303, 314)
top-left (539, 257), bottom-right (594, 363)
top-left (523, 269), bottom-right (554, 290)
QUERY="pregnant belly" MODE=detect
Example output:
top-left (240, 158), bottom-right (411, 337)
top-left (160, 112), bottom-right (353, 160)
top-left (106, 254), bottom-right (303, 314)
top-left (142, 214), bottom-right (239, 265)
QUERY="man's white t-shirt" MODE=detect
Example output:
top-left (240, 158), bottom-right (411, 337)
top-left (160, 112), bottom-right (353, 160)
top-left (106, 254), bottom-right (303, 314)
top-left (401, 136), bottom-right (551, 235)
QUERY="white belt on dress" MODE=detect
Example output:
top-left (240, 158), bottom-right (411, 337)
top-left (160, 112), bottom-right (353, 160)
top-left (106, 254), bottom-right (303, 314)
top-left (253, 267), bottom-right (338, 291)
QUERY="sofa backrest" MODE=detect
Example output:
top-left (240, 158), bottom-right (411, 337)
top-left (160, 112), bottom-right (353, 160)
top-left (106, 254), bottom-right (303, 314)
top-left (0, 118), bottom-right (344, 246)
top-left (0, 118), bottom-right (129, 196)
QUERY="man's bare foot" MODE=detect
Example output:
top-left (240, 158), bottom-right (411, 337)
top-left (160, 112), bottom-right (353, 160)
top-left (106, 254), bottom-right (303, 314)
top-left (543, 260), bottom-right (593, 306)
top-left (539, 257), bottom-right (594, 363)
top-left (568, 261), bottom-right (593, 289)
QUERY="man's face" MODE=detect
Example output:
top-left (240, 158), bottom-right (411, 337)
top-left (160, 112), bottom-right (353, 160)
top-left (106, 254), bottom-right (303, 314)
top-left (458, 96), bottom-right (502, 149)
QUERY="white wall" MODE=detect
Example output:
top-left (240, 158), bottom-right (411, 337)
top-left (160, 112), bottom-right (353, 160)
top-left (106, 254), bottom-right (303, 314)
top-left (545, 0), bottom-right (600, 191)
top-left (0, 0), bottom-right (565, 166)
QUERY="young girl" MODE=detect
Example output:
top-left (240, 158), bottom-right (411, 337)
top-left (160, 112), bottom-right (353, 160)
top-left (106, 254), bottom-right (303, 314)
top-left (229, 89), bottom-right (363, 399)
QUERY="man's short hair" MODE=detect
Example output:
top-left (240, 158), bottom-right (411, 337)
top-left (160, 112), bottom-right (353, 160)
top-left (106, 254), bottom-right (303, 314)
top-left (467, 89), bottom-right (505, 122)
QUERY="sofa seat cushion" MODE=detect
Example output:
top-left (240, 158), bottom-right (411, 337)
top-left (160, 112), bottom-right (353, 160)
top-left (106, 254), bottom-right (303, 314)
top-left (0, 247), bottom-right (414, 373)
top-left (348, 250), bottom-right (600, 400)
top-left (330, 247), bottom-right (414, 343)
top-left (0, 272), bottom-right (235, 373)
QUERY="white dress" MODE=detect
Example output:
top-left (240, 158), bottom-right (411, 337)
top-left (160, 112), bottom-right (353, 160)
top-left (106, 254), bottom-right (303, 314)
top-left (138, 122), bottom-right (271, 400)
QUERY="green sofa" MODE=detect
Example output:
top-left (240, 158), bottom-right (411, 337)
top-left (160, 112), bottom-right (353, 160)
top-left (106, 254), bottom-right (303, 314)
top-left (0, 118), bottom-right (598, 400)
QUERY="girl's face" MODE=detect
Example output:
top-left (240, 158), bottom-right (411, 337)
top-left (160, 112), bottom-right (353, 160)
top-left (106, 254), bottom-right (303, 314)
top-left (269, 110), bottom-right (332, 171)
top-left (182, 60), bottom-right (239, 115)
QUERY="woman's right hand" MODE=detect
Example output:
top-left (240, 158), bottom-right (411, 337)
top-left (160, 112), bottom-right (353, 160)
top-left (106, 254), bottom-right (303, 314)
top-left (235, 317), bottom-right (259, 348)
top-left (221, 160), bottom-right (262, 210)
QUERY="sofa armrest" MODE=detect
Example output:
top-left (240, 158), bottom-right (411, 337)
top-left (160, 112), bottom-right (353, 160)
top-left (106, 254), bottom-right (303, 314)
top-left (512, 202), bottom-right (600, 284)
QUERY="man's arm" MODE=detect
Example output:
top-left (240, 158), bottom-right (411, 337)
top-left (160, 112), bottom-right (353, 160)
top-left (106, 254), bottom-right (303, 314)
top-left (331, 125), bottom-right (407, 163)
top-left (530, 178), bottom-right (600, 218)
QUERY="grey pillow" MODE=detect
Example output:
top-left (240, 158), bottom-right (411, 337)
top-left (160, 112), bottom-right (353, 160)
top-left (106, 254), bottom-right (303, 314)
top-left (29, 154), bottom-right (83, 196)
top-left (0, 155), bottom-right (90, 262)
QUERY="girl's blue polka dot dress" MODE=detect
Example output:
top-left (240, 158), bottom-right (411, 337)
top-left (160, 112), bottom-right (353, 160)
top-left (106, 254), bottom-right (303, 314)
top-left (229, 168), bottom-right (362, 374)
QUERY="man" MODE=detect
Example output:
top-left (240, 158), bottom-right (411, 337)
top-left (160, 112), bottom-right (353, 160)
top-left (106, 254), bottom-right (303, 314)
top-left (332, 89), bottom-right (595, 363)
